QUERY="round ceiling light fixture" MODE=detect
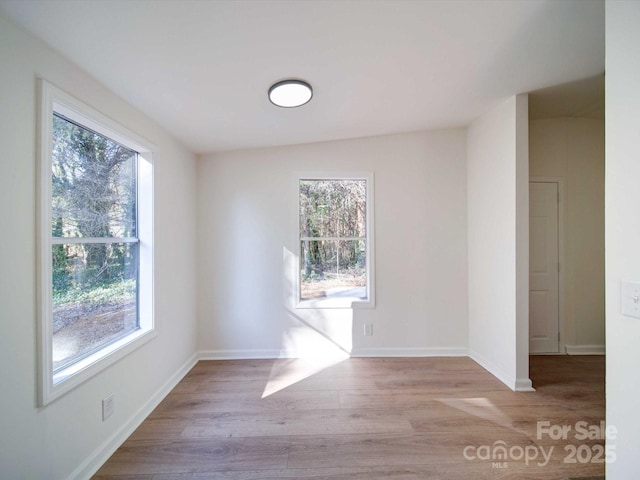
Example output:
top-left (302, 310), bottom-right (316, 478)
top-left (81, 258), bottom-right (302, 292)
top-left (268, 79), bottom-right (313, 108)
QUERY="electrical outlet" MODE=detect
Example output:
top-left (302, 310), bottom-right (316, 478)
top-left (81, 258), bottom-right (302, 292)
top-left (622, 282), bottom-right (640, 319)
top-left (364, 323), bottom-right (373, 336)
top-left (102, 394), bottom-right (114, 421)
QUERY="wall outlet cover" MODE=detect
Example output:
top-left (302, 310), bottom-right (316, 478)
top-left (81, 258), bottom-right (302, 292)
top-left (102, 394), bottom-right (114, 421)
top-left (622, 281), bottom-right (640, 319)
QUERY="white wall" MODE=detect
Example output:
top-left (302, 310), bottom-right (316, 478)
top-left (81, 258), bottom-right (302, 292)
top-left (197, 130), bottom-right (468, 358)
top-left (606, 1), bottom-right (640, 477)
top-left (0, 15), bottom-right (198, 479)
top-left (467, 95), bottom-right (532, 391)
top-left (529, 117), bottom-right (605, 352)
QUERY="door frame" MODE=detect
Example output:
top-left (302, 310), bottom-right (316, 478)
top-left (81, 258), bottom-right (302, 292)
top-left (529, 177), bottom-right (565, 354)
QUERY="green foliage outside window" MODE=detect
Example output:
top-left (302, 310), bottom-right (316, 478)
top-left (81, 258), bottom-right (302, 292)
top-left (51, 114), bottom-right (139, 370)
top-left (299, 179), bottom-right (367, 300)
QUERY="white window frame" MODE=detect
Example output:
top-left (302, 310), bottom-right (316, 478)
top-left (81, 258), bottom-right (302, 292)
top-left (296, 172), bottom-right (375, 309)
top-left (37, 80), bottom-right (156, 406)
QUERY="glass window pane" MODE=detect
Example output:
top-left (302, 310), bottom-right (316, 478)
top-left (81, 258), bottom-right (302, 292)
top-left (51, 114), bottom-right (137, 238)
top-left (52, 242), bottom-right (138, 371)
top-left (300, 240), bottom-right (367, 300)
top-left (299, 180), bottom-right (366, 238)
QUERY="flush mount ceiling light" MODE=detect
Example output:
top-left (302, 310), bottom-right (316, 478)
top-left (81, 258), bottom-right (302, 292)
top-left (268, 79), bottom-right (313, 108)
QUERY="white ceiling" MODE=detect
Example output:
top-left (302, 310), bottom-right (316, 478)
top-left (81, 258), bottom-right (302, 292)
top-left (0, 0), bottom-right (604, 154)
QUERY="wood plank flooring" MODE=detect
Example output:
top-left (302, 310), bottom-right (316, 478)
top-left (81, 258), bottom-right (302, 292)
top-left (94, 355), bottom-right (605, 479)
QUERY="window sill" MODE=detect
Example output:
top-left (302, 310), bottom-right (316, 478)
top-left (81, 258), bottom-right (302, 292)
top-left (43, 327), bottom-right (156, 406)
top-left (296, 297), bottom-right (375, 309)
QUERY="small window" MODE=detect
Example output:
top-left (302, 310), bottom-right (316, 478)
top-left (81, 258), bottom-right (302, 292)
top-left (38, 81), bottom-right (155, 405)
top-left (298, 175), bottom-right (374, 308)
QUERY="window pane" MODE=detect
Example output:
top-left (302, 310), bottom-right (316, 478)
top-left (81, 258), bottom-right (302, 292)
top-left (300, 240), bottom-right (367, 300)
top-left (299, 180), bottom-right (366, 238)
top-left (52, 242), bottom-right (138, 371)
top-left (51, 114), bottom-right (137, 238)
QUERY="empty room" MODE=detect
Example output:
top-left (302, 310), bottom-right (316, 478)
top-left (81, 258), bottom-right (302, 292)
top-left (0, 0), bottom-right (638, 479)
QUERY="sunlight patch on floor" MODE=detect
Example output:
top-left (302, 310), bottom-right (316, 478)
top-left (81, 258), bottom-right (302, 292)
top-left (262, 326), bottom-right (349, 398)
top-left (438, 397), bottom-right (525, 434)
top-left (262, 354), bottom-right (348, 398)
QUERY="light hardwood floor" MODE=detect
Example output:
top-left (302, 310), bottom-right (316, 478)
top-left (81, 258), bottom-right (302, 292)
top-left (94, 355), bottom-right (605, 479)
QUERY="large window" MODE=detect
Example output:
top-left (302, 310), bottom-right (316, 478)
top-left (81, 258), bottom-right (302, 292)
top-left (298, 175), bottom-right (374, 307)
top-left (38, 81), bottom-right (154, 405)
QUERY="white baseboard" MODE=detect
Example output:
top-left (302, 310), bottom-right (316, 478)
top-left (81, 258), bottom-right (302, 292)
top-left (469, 349), bottom-right (514, 390)
top-left (565, 344), bottom-right (606, 355)
top-left (70, 352), bottom-right (198, 480)
top-left (198, 349), bottom-right (285, 360)
top-left (514, 377), bottom-right (535, 392)
top-left (350, 347), bottom-right (468, 357)
top-left (199, 347), bottom-right (469, 360)
top-left (469, 349), bottom-right (535, 392)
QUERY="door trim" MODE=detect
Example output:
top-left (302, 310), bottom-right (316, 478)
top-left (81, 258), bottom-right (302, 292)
top-left (529, 177), bottom-right (565, 354)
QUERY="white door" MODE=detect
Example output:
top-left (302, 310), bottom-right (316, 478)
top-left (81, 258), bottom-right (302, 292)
top-left (529, 182), bottom-right (560, 353)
